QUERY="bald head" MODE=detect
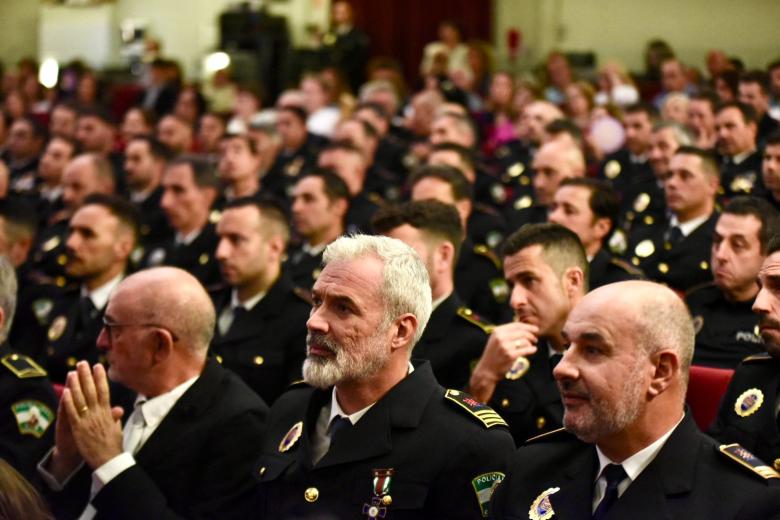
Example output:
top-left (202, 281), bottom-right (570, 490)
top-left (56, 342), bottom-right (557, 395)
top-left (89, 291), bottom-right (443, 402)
top-left (115, 267), bottom-right (216, 354)
top-left (575, 281), bottom-right (694, 382)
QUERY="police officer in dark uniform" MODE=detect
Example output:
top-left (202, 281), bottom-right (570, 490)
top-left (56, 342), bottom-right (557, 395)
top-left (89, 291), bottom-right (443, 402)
top-left (142, 155), bottom-right (222, 288)
top-left (287, 169), bottom-right (349, 289)
top-left (626, 146), bottom-right (720, 292)
top-left (468, 224), bottom-right (587, 444)
top-left (254, 234), bottom-right (515, 518)
top-left (1, 117), bottom-right (45, 189)
top-left (687, 198), bottom-right (780, 368)
top-left (619, 121), bottom-right (694, 237)
top-left (427, 142), bottom-right (508, 249)
top-left (123, 136), bottom-right (174, 255)
top-left (491, 281), bottom-right (780, 520)
top-left (549, 177), bottom-right (644, 289)
top-left (29, 153), bottom-right (116, 285)
top-left (34, 135), bottom-right (76, 228)
top-left (0, 257), bottom-right (57, 487)
top-left (29, 195), bottom-right (137, 384)
top-left (715, 101), bottom-right (766, 199)
top-left (373, 200), bottom-right (491, 389)
top-left (597, 102), bottom-right (657, 200)
top-left (264, 106), bottom-right (322, 202)
top-left (322, 0), bottom-right (370, 93)
top-left (505, 139), bottom-right (586, 233)
top-left (710, 236), bottom-right (780, 470)
top-left (408, 165), bottom-right (511, 324)
top-left (210, 197), bottom-right (309, 405)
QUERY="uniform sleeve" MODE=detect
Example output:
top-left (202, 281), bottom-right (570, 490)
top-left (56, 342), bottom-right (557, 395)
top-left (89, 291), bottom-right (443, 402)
top-left (430, 426), bottom-right (516, 519)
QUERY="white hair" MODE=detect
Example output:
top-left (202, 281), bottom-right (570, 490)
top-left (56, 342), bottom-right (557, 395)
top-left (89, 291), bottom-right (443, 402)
top-left (323, 234), bottom-right (432, 347)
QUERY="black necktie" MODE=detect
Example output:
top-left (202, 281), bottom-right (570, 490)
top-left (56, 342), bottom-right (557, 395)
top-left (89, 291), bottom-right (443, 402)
top-left (550, 353), bottom-right (563, 371)
top-left (329, 416), bottom-right (352, 446)
top-left (593, 464), bottom-right (627, 520)
top-left (665, 226), bottom-right (684, 246)
top-left (79, 297), bottom-right (97, 329)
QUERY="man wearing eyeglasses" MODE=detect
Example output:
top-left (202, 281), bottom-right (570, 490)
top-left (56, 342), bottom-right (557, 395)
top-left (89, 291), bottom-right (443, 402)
top-left (38, 267), bottom-right (268, 519)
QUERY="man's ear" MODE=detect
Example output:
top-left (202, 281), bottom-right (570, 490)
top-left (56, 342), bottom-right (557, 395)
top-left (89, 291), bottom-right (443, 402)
top-left (390, 313), bottom-right (418, 353)
top-left (151, 327), bottom-right (176, 364)
top-left (562, 266), bottom-right (586, 300)
top-left (647, 349), bottom-right (680, 398)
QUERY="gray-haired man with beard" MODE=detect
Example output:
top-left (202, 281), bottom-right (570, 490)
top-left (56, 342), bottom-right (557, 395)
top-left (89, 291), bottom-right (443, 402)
top-left (253, 234), bottom-right (515, 519)
top-left (490, 281), bottom-right (780, 520)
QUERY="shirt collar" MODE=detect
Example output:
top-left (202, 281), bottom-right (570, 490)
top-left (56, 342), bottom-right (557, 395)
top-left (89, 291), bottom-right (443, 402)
top-left (230, 288), bottom-right (266, 311)
top-left (328, 362), bottom-right (415, 427)
top-left (135, 375), bottom-right (199, 428)
top-left (81, 273), bottom-right (123, 311)
top-left (175, 228), bottom-right (202, 246)
top-left (431, 292), bottom-right (451, 311)
top-left (595, 413), bottom-right (684, 483)
top-left (669, 214), bottom-right (710, 237)
top-left (731, 150), bottom-right (753, 165)
top-left (302, 241), bottom-right (328, 256)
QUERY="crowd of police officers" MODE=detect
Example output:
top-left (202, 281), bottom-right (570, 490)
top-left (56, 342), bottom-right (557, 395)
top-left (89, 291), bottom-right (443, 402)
top-left (3, 6), bottom-right (780, 517)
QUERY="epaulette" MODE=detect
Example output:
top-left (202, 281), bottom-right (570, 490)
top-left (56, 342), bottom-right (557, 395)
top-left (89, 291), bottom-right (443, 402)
top-left (443, 389), bottom-right (507, 428)
top-left (473, 244), bottom-right (501, 270)
top-left (742, 353), bottom-right (774, 364)
top-left (608, 257), bottom-right (643, 276)
top-left (718, 444), bottom-right (780, 480)
top-left (684, 281), bottom-right (717, 298)
top-left (456, 307), bottom-right (495, 334)
top-left (1, 353), bottom-right (48, 379)
top-left (292, 287), bottom-right (313, 305)
top-left (525, 427), bottom-right (567, 444)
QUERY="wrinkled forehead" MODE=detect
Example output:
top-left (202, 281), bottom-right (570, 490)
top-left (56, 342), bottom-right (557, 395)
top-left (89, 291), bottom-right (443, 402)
top-left (759, 251), bottom-right (780, 279)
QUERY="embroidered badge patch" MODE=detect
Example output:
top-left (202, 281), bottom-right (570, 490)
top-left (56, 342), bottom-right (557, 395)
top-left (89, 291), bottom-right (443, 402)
top-left (12, 400), bottom-right (54, 438)
top-left (529, 487), bottom-right (560, 520)
top-left (471, 472), bottom-right (505, 517)
top-left (734, 388), bottom-right (764, 417)
top-left (278, 421), bottom-right (303, 452)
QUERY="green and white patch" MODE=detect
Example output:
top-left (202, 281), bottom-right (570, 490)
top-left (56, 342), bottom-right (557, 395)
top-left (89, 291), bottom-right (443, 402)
top-left (12, 400), bottom-right (54, 438)
top-left (471, 471), bottom-right (505, 517)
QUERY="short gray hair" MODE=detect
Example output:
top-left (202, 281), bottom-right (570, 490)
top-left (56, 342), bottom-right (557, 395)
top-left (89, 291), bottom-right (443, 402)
top-left (0, 256), bottom-right (17, 343)
top-left (653, 120), bottom-right (695, 146)
top-left (323, 234), bottom-right (432, 347)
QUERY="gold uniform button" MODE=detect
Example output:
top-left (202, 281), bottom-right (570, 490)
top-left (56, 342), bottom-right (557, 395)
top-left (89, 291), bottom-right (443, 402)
top-left (258, 467), bottom-right (266, 476)
top-left (700, 261), bottom-right (709, 270)
top-left (215, 355), bottom-right (223, 364)
top-left (57, 254), bottom-right (68, 266)
top-left (536, 416), bottom-right (546, 429)
top-left (631, 257), bottom-right (640, 266)
top-left (66, 356), bottom-right (77, 367)
top-left (643, 215), bottom-right (654, 225)
top-left (382, 495), bottom-right (392, 506)
top-left (664, 242), bottom-right (672, 250)
top-left (304, 487), bottom-right (319, 502)
top-left (254, 356), bottom-right (264, 365)
top-left (501, 398), bottom-right (510, 408)
top-left (658, 262), bottom-right (669, 274)
top-left (199, 253), bottom-right (209, 265)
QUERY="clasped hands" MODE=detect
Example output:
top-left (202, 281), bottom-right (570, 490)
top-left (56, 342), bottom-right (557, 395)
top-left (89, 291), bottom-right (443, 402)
top-left (49, 361), bottom-right (125, 478)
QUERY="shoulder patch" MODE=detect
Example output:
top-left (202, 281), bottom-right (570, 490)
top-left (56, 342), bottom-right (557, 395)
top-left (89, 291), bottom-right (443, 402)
top-left (12, 400), bottom-right (54, 438)
top-left (742, 353), bottom-right (773, 364)
top-left (292, 286), bottom-right (313, 305)
top-left (473, 244), bottom-right (502, 270)
top-left (718, 444), bottom-right (780, 480)
top-left (1, 353), bottom-right (47, 379)
top-left (444, 389), bottom-right (507, 428)
top-left (525, 427), bottom-right (568, 444)
top-left (456, 307), bottom-right (495, 334)
top-left (608, 257), bottom-right (643, 276)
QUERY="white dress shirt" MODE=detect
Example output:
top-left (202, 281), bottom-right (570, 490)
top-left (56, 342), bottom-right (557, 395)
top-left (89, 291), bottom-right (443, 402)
top-left (592, 414), bottom-right (684, 511)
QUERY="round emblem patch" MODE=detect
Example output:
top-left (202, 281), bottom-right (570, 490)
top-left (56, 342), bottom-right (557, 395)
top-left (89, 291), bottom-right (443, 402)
top-left (633, 192), bottom-right (650, 213)
top-left (634, 239), bottom-right (655, 258)
top-left (604, 160), bottom-right (621, 179)
top-left (278, 421), bottom-right (303, 452)
top-left (505, 356), bottom-right (530, 380)
top-left (47, 316), bottom-right (67, 342)
top-left (514, 195), bottom-right (533, 210)
top-left (734, 388), bottom-right (764, 418)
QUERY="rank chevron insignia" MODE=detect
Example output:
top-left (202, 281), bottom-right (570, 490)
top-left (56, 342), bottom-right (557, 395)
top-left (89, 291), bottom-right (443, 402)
top-left (444, 389), bottom-right (508, 428)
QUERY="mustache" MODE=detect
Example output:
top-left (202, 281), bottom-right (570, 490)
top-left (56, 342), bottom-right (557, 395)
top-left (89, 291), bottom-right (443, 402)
top-left (306, 332), bottom-right (339, 354)
top-left (556, 379), bottom-right (589, 399)
top-left (759, 316), bottom-right (780, 329)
